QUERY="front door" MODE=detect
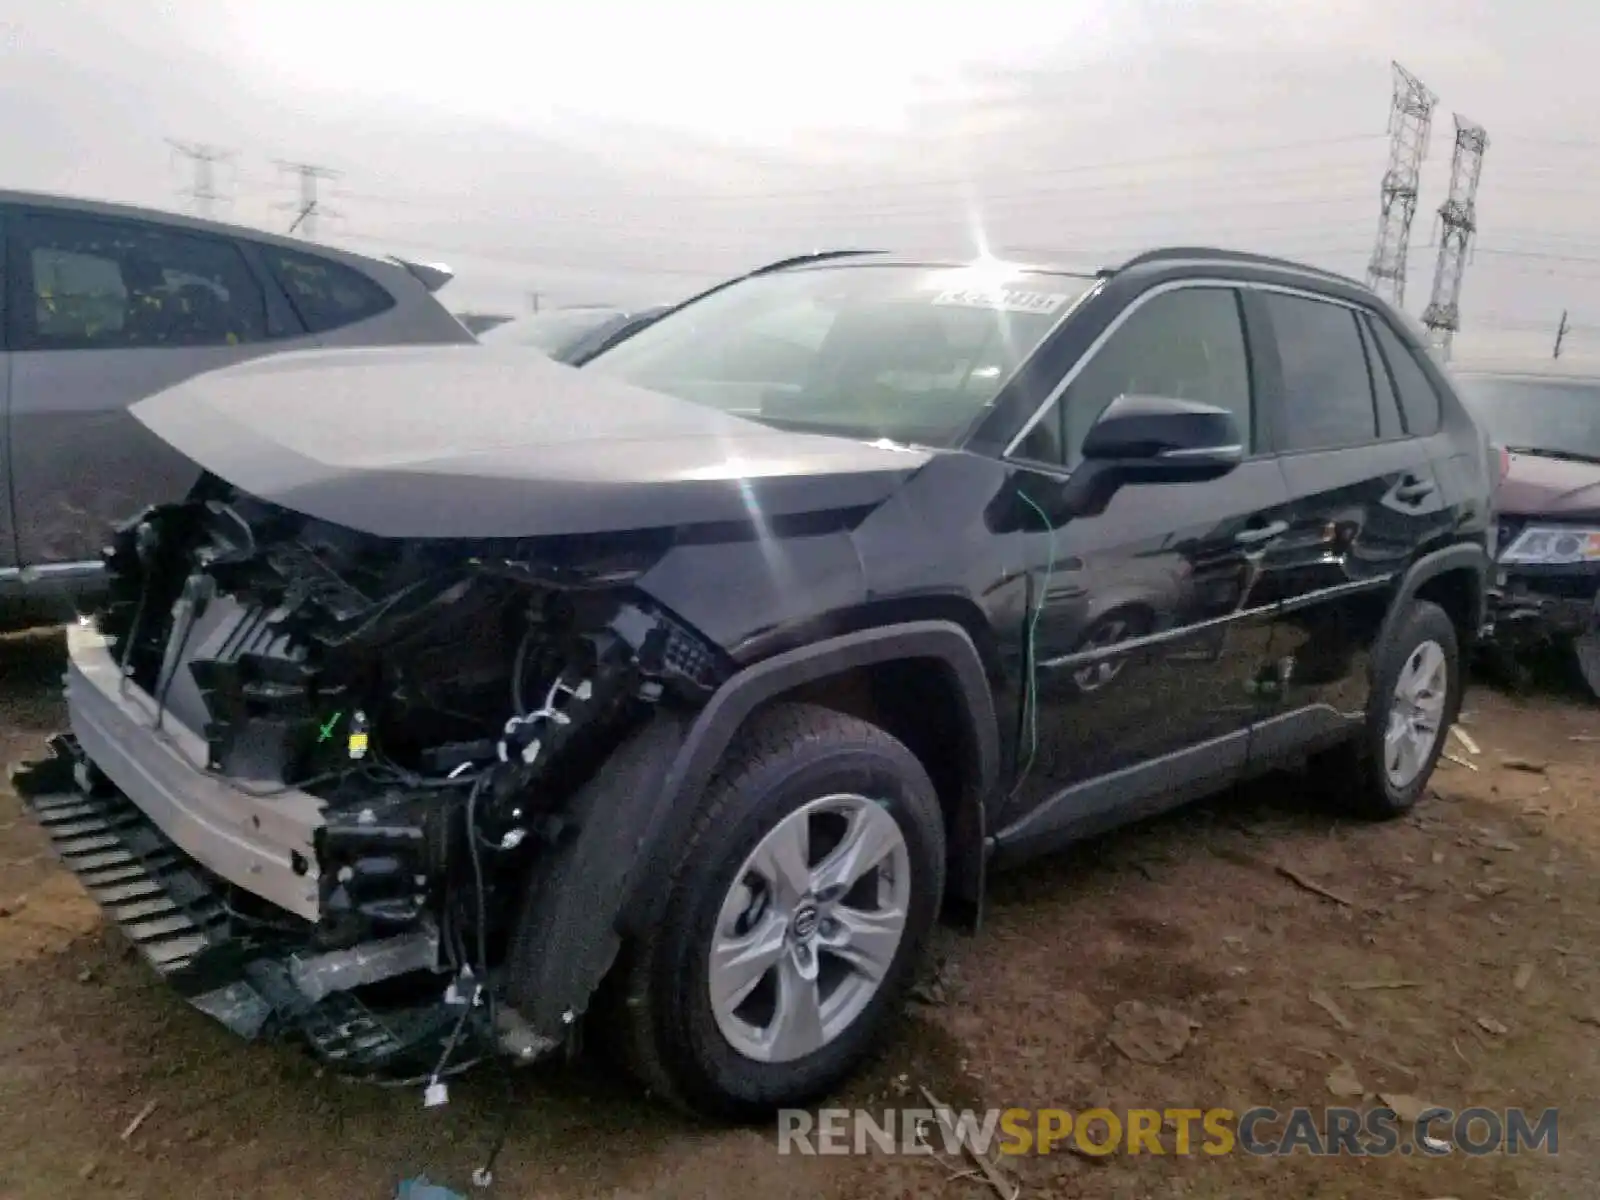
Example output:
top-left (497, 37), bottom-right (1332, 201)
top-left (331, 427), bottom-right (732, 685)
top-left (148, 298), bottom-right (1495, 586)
top-left (4, 208), bottom-right (273, 570)
top-left (991, 283), bottom-right (1292, 855)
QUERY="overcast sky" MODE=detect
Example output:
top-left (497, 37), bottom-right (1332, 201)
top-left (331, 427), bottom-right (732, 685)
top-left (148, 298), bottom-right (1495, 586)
top-left (4, 0), bottom-right (1600, 359)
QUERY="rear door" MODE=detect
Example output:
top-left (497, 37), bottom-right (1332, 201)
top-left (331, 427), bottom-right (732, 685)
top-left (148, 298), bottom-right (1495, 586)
top-left (1246, 286), bottom-right (1456, 755)
top-left (4, 207), bottom-right (276, 570)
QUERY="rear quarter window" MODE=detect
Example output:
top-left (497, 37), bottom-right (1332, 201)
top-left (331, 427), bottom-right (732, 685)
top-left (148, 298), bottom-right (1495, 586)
top-left (261, 246), bottom-right (395, 334)
top-left (1367, 316), bottom-right (1443, 436)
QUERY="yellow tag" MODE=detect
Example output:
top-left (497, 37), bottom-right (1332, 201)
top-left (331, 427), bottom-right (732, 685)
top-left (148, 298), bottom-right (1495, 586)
top-left (348, 732), bottom-right (369, 753)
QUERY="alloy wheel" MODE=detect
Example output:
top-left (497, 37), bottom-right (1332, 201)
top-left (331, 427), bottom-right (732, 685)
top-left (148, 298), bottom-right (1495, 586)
top-left (1384, 638), bottom-right (1449, 787)
top-left (707, 793), bottom-right (911, 1064)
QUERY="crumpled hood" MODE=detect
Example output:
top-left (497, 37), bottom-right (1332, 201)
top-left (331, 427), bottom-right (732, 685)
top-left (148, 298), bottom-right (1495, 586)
top-left (1500, 449), bottom-right (1600, 521)
top-left (130, 345), bottom-right (932, 538)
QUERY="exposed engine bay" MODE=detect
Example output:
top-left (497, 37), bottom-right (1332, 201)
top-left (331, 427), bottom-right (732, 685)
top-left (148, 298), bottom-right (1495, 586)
top-left (19, 473), bottom-right (729, 1078)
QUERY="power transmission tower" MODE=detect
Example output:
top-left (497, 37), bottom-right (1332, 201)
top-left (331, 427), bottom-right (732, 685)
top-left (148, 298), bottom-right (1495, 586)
top-left (1420, 115), bottom-right (1489, 361)
top-left (274, 160), bottom-right (342, 238)
top-left (1366, 63), bottom-right (1437, 308)
top-left (167, 140), bottom-right (234, 219)
top-left (1555, 310), bottom-right (1570, 359)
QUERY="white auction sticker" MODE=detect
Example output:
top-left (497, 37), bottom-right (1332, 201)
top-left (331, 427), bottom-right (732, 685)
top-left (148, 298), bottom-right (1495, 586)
top-left (932, 287), bottom-right (1070, 314)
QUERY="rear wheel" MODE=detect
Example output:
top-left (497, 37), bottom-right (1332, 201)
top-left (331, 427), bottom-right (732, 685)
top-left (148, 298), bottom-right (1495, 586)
top-left (1327, 600), bottom-right (1462, 818)
top-left (617, 703), bottom-right (945, 1119)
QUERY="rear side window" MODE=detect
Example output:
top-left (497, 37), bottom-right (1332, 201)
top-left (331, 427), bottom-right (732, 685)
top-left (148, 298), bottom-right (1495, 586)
top-left (10, 212), bottom-right (268, 350)
top-left (1367, 316), bottom-right (1443, 436)
top-left (261, 246), bottom-right (394, 334)
top-left (1356, 318), bottom-right (1405, 439)
top-left (1263, 293), bottom-right (1377, 452)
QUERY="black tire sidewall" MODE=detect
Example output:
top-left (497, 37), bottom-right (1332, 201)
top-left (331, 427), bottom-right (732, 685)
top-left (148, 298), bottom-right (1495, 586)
top-left (650, 734), bottom-right (945, 1116)
top-left (1360, 601), bottom-right (1463, 815)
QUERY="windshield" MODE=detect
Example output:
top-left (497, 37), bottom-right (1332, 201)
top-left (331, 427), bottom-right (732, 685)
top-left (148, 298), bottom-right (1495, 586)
top-left (480, 309), bottom-right (625, 354)
top-left (1455, 376), bottom-right (1600, 460)
top-left (583, 263), bottom-right (1093, 447)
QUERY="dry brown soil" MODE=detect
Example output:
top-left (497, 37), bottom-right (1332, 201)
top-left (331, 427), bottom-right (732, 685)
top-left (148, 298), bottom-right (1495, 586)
top-left (0, 628), bottom-right (1596, 1199)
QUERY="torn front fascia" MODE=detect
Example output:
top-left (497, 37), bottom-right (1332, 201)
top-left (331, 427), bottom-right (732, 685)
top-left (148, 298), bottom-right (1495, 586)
top-left (1489, 573), bottom-right (1600, 648)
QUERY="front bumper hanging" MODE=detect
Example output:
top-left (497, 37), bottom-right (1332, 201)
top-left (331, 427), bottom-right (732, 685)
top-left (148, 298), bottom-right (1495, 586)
top-left (1488, 569), bottom-right (1600, 648)
top-left (10, 735), bottom-right (465, 1078)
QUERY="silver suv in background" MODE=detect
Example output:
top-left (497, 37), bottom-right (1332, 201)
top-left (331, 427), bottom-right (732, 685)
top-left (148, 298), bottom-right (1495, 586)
top-left (0, 189), bottom-right (475, 630)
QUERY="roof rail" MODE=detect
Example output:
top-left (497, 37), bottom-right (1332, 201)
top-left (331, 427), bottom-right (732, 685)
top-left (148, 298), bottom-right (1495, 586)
top-left (1113, 246), bottom-right (1357, 284)
top-left (747, 249), bottom-right (888, 276)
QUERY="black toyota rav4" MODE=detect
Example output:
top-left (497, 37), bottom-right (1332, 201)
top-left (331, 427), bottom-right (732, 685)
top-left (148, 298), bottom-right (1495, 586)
top-left (14, 247), bottom-right (1495, 1120)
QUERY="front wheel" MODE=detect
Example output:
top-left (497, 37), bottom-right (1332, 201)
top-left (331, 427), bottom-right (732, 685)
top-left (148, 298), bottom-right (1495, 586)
top-left (617, 703), bottom-right (946, 1120)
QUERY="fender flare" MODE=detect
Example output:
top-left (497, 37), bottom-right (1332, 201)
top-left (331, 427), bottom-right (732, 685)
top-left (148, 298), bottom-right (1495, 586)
top-left (503, 620), bottom-right (1000, 1044)
top-left (619, 619), bottom-right (1001, 933)
top-left (1374, 542), bottom-right (1491, 668)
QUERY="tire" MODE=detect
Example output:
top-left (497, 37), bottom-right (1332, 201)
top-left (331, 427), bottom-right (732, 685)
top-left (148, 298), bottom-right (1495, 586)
top-left (1330, 599), bottom-right (1463, 819)
top-left (616, 702), bottom-right (946, 1120)
top-left (1574, 631), bottom-right (1600, 702)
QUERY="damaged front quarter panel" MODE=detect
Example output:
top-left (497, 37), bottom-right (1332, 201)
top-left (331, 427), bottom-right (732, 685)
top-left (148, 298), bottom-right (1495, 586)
top-left (14, 487), bottom-right (736, 1078)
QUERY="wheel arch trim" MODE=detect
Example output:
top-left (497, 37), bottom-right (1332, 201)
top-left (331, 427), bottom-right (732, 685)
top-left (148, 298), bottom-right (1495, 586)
top-left (618, 619), bottom-right (1001, 934)
top-left (1375, 542), bottom-right (1491, 669)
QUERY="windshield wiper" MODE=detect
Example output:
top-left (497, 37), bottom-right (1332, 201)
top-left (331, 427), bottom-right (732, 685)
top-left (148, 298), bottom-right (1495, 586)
top-left (1504, 445), bottom-right (1600, 467)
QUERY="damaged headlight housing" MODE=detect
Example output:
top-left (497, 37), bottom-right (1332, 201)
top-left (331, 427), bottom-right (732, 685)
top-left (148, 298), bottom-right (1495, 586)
top-left (1500, 525), bottom-right (1600, 566)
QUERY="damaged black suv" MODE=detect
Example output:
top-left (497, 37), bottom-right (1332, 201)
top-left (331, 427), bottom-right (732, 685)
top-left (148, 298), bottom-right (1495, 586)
top-left (14, 247), bottom-right (1496, 1120)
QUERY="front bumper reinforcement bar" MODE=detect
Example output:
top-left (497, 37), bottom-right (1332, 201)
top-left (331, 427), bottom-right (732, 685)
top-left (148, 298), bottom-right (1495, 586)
top-left (10, 735), bottom-right (462, 1078)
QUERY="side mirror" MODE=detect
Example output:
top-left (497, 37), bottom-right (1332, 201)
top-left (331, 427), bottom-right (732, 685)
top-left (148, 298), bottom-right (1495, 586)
top-left (1080, 393), bottom-right (1245, 482)
top-left (1021, 395), bottom-right (1245, 525)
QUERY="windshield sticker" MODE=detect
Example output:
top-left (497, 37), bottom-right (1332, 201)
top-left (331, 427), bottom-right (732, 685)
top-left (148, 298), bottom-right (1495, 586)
top-left (931, 288), bottom-right (1071, 315)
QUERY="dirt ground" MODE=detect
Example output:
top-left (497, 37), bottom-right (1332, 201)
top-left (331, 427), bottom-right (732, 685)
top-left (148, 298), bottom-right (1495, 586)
top-left (0, 628), bottom-right (1597, 1200)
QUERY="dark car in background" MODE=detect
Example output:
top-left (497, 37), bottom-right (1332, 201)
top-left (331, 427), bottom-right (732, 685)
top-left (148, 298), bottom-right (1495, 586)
top-left (478, 304), bottom-right (668, 363)
top-left (0, 189), bottom-right (475, 631)
top-left (1453, 364), bottom-right (1600, 696)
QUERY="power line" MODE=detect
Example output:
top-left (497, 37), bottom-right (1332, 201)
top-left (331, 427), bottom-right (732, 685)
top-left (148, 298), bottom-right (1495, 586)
top-left (1422, 115), bottom-right (1490, 360)
top-left (274, 160), bottom-right (342, 238)
top-left (333, 164), bottom-right (1386, 236)
top-left (167, 139), bottom-right (234, 219)
top-left (334, 131), bottom-right (1388, 209)
top-left (325, 214), bottom-right (1374, 281)
top-left (1366, 62), bottom-right (1436, 308)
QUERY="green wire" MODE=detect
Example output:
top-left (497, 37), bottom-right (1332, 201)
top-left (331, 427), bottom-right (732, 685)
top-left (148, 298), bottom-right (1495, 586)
top-left (317, 711), bottom-right (343, 743)
top-left (1012, 489), bottom-right (1057, 798)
